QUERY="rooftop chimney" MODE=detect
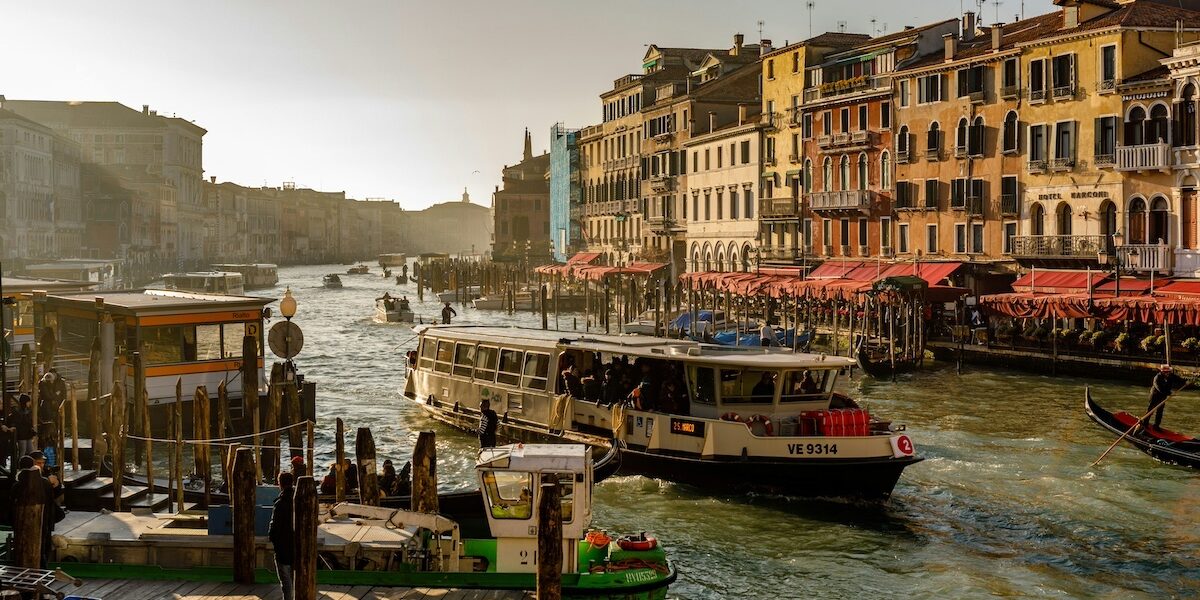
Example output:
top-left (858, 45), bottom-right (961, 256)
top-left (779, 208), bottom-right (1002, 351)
top-left (760, 39), bottom-right (773, 57)
top-left (210, 175), bottom-right (216, 184)
top-left (709, 111), bottom-right (717, 133)
top-left (142, 104), bottom-right (149, 115)
top-left (738, 104), bottom-right (748, 126)
top-left (992, 23), bottom-right (1003, 51)
top-left (943, 33), bottom-right (956, 62)
top-left (732, 33), bottom-right (744, 56)
top-left (962, 12), bottom-right (977, 41)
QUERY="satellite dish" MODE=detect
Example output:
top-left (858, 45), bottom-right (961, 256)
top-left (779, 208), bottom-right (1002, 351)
top-left (268, 321), bottom-right (304, 360)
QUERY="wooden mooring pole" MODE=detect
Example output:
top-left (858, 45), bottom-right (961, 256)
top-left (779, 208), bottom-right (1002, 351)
top-left (232, 447), bottom-right (257, 584)
top-left (355, 427), bottom-right (379, 506)
top-left (12, 468), bottom-right (46, 568)
top-left (537, 473), bottom-right (563, 600)
top-left (412, 430), bottom-right (438, 514)
top-left (293, 475), bottom-right (318, 600)
top-left (196, 385), bottom-right (212, 508)
top-left (335, 418), bottom-right (346, 503)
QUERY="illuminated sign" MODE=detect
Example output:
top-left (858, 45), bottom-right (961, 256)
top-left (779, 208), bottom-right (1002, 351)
top-left (670, 418), bottom-right (706, 438)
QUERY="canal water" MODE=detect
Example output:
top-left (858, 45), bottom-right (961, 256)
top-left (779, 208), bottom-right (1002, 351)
top-left (269, 264), bottom-right (1199, 599)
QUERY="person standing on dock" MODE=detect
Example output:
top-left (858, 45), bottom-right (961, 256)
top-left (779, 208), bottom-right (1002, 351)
top-left (1143, 365), bottom-right (1188, 430)
top-left (478, 398), bottom-right (498, 448)
top-left (269, 471), bottom-right (296, 600)
top-left (759, 321), bottom-right (778, 347)
top-left (441, 302), bottom-right (457, 324)
top-left (13, 394), bottom-right (35, 458)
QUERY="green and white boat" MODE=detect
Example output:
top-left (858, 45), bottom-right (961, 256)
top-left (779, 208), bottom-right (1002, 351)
top-left (46, 444), bottom-right (675, 599)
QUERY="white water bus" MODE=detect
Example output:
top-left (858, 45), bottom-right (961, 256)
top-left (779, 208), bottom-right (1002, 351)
top-left (404, 325), bottom-right (921, 499)
top-left (211, 263), bottom-right (279, 289)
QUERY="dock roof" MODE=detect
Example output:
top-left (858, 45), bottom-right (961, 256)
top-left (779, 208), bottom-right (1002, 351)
top-left (44, 289), bottom-right (273, 315)
top-left (1, 277), bottom-right (97, 294)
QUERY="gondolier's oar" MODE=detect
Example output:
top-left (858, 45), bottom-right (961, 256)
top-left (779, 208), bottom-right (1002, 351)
top-left (1092, 380), bottom-right (1194, 467)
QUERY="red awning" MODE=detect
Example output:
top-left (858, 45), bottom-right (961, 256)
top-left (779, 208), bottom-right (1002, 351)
top-left (566, 252), bottom-right (602, 266)
top-left (625, 261), bottom-right (669, 275)
top-left (1094, 277), bottom-right (1160, 296)
top-left (755, 266), bottom-right (806, 277)
top-left (807, 260), bottom-right (868, 279)
top-left (1011, 270), bottom-right (1109, 294)
top-left (882, 261), bottom-right (965, 285)
top-left (1155, 280), bottom-right (1200, 297)
top-left (534, 263), bottom-right (566, 275)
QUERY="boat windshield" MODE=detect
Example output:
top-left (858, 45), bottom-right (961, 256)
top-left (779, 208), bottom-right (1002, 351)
top-left (779, 369), bottom-right (836, 403)
top-left (482, 470), bottom-right (533, 520)
top-left (719, 368), bottom-right (778, 404)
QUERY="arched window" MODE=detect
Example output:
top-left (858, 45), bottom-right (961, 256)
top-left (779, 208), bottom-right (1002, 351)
top-left (839, 155), bottom-right (850, 191)
top-left (927, 122), bottom-right (941, 156)
top-left (1148, 104), bottom-right (1170, 145)
top-left (1056, 202), bottom-right (1073, 236)
top-left (1031, 203), bottom-right (1046, 236)
top-left (741, 244), bottom-right (752, 271)
top-left (822, 157), bottom-right (833, 192)
top-left (1099, 200), bottom-right (1117, 240)
top-left (728, 242), bottom-right (739, 272)
top-left (1128, 197), bottom-right (1147, 244)
top-left (897, 125), bottom-right (910, 158)
top-left (1126, 106), bottom-right (1147, 146)
top-left (1150, 196), bottom-right (1170, 244)
top-left (1182, 84), bottom-right (1197, 147)
top-left (1002, 111), bottom-right (1019, 153)
top-left (880, 151), bottom-right (891, 189)
top-left (970, 116), bottom-right (984, 156)
top-left (857, 154), bottom-right (868, 191)
top-left (803, 159), bottom-right (813, 193)
top-left (956, 118), bottom-right (969, 154)
top-left (715, 247), bottom-right (726, 272)
top-left (690, 243), bottom-right (700, 271)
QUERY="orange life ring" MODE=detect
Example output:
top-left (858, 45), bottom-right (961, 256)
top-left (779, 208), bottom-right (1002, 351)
top-left (586, 530), bottom-right (612, 548)
top-left (746, 414), bottom-right (774, 436)
top-left (720, 412), bottom-right (743, 422)
top-left (617, 536), bottom-right (659, 552)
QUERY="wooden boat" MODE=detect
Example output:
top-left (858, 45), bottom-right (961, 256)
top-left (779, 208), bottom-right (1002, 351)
top-left (395, 274), bottom-right (409, 285)
top-left (405, 325), bottom-right (922, 500)
top-left (856, 341), bottom-right (921, 379)
top-left (52, 444), bottom-right (674, 599)
top-left (1084, 388), bottom-right (1200, 469)
top-left (376, 297), bottom-right (415, 323)
top-left (347, 264), bottom-right (370, 275)
top-left (323, 273), bottom-right (343, 288)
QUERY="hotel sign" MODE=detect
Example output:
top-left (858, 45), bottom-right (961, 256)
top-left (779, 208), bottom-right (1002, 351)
top-left (1036, 190), bottom-right (1110, 201)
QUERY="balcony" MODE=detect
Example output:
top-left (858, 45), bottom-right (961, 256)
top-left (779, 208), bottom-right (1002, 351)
top-left (759, 197), bottom-right (800, 219)
top-left (1098, 79), bottom-right (1117, 94)
top-left (650, 176), bottom-right (674, 193)
top-left (761, 112), bottom-right (783, 130)
top-left (1094, 154), bottom-right (1115, 169)
top-left (1049, 157), bottom-right (1074, 172)
top-left (1030, 88), bottom-right (1047, 103)
top-left (646, 216), bottom-right (686, 234)
top-left (803, 75), bottom-right (892, 103)
top-left (1010, 234), bottom-right (1107, 265)
top-left (818, 131), bottom-right (874, 153)
top-left (809, 189), bottom-right (874, 214)
top-left (1027, 159), bottom-right (1048, 174)
top-left (967, 90), bottom-right (985, 104)
top-left (967, 197), bottom-right (984, 216)
top-left (788, 153), bottom-right (800, 164)
top-left (1117, 243), bottom-right (1173, 274)
top-left (925, 146), bottom-right (941, 161)
top-left (1116, 143), bottom-right (1170, 172)
top-left (1052, 84), bottom-right (1075, 100)
top-left (896, 150), bottom-right (911, 164)
top-left (759, 246), bottom-right (802, 262)
top-left (1001, 85), bottom-right (1019, 99)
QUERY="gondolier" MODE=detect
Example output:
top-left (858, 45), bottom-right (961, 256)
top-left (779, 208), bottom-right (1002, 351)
top-left (1144, 365), bottom-right (1187, 430)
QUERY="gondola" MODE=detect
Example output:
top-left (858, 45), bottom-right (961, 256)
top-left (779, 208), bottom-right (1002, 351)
top-left (855, 340), bottom-right (920, 379)
top-left (1084, 387), bottom-right (1200, 469)
top-left (395, 274), bottom-right (409, 285)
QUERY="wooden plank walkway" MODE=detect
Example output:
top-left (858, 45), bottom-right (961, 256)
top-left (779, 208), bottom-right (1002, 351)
top-left (59, 579), bottom-right (534, 600)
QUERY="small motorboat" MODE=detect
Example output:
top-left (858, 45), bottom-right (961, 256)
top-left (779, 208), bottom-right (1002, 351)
top-left (1085, 387), bottom-right (1200, 469)
top-left (347, 264), bottom-right (370, 275)
top-left (375, 296), bottom-right (415, 323)
top-left (322, 274), bottom-right (343, 289)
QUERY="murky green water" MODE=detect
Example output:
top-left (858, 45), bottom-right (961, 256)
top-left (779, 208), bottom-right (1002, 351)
top-left (270, 264), bottom-right (1200, 599)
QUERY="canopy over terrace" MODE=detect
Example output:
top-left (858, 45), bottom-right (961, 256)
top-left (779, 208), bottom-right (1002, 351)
top-left (680, 261), bottom-right (968, 302)
top-left (533, 251), bottom-right (602, 277)
top-left (980, 292), bottom-right (1200, 326)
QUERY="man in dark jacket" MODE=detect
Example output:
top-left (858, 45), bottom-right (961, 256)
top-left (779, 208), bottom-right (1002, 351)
top-left (1144, 364), bottom-right (1188, 429)
top-left (441, 302), bottom-right (457, 324)
top-left (478, 398), bottom-right (498, 449)
top-left (269, 472), bottom-right (295, 600)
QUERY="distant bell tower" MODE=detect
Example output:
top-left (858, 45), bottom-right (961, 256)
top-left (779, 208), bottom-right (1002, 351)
top-left (523, 128), bottom-right (533, 161)
top-left (462, 187), bottom-right (470, 203)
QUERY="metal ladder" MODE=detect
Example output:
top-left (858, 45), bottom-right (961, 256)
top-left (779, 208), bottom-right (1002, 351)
top-left (0, 566), bottom-right (80, 599)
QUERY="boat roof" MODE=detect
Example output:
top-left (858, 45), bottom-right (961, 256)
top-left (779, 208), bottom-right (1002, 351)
top-left (163, 271), bottom-right (242, 278)
top-left (477, 443), bottom-right (589, 472)
top-left (417, 325), bottom-right (856, 369)
top-left (24, 259), bottom-right (120, 271)
top-left (211, 263), bottom-right (277, 269)
top-left (2, 277), bottom-right (97, 294)
top-left (44, 289), bottom-right (273, 315)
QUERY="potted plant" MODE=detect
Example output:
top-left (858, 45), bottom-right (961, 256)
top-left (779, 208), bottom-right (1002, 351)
top-left (1111, 331), bottom-right (1128, 352)
top-left (1078, 330), bottom-right (1095, 346)
top-left (1140, 335), bottom-right (1161, 352)
top-left (1182, 337), bottom-right (1200, 353)
top-left (996, 323), bottom-right (1014, 343)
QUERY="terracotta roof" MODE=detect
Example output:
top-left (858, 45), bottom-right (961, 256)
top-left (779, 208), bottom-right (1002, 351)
top-left (804, 32), bottom-right (873, 48)
top-left (864, 18), bottom-right (958, 47)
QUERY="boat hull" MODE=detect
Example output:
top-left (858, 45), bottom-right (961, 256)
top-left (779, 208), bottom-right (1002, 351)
top-left (856, 344), bottom-right (920, 378)
top-left (1084, 388), bottom-right (1200, 469)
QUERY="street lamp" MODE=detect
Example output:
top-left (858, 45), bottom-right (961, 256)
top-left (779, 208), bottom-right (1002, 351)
top-left (280, 287), bottom-right (297, 375)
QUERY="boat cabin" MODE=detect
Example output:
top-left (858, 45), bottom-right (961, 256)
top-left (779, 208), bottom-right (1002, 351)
top-left (210, 264), bottom-right (279, 290)
top-left (476, 443), bottom-right (591, 573)
top-left (378, 253), bottom-right (407, 268)
top-left (23, 259), bottom-right (124, 290)
top-left (34, 289), bottom-right (271, 408)
top-left (2, 277), bottom-right (97, 389)
top-left (163, 272), bottom-right (246, 296)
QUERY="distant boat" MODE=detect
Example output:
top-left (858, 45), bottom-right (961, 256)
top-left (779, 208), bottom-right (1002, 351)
top-left (162, 271), bottom-right (245, 296)
top-left (378, 253), bottom-right (407, 268)
top-left (437, 285), bottom-right (481, 303)
top-left (375, 296), bottom-right (415, 323)
top-left (210, 263), bottom-right (278, 289)
top-left (322, 274), bottom-right (343, 289)
top-left (347, 264), bottom-right (370, 275)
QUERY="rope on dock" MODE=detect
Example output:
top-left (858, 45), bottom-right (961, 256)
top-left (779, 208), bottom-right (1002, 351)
top-left (125, 420), bottom-right (312, 446)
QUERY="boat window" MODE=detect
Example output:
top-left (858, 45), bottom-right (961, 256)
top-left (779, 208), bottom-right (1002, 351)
top-left (475, 346), bottom-right (498, 382)
top-left (195, 324), bottom-right (223, 361)
top-left (497, 349), bottom-right (524, 386)
top-left (554, 472), bottom-right (575, 523)
top-left (720, 369), bottom-right (777, 404)
top-left (453, 343), bottom-right (476, 377)
top-left (482, 470), bottom-right (533, 520)
top-left (418, 337), bottom-right (437, 369)
top-left (522, 352), bottom-right (550, 390)
top-left (142, 326), bottom-right (185, 364)
top-left (780, 369), bottom-right (833, 402)
top-left (434, 340), bottom-right (454, 373)
top-left (221, 323), bottom-right (251, 358)
top-left (688, 366), bottom-right (716, 405)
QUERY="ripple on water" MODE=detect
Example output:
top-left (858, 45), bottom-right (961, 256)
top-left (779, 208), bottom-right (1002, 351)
top-left (267, 265), bottom-right (1200, 599)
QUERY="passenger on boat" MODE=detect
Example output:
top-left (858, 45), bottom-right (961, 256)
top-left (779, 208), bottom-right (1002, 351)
top-left (581, 369), bottom-right (602, 402)
top-left (269, 471), bottom-right (296, 600)
top-left (380, 460), bottom-right (397, 497)
top-left (400, 296), bottom-right (410, 311)
top-left (13, 454), bottom-right (62, 569)
top-left (602, 368), bottom-right (624, 406)
top-left (30, 450), bottom-right (60, 495)
top-left (797, 370), bottom-right (819, 394)
top-left (319, 464), bottom-right (337, 495)
top-left (752, 371), bottom-right (776, 401)
top-left (13, 394), bottom-right (35, 458)
top-left (289, 455), bottom-right (306, 478)
top-left (560, 365), bottom-right (584, 398)
top-left (1144, 365), bottom-right (1188, 429)
top-left (478, 398), bottom-right (498, 448)
top-left (344, 458), bottom-right (359, 491)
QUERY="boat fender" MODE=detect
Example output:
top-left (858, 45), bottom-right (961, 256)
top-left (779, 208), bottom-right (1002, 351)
top-left (720, 412), bottom-right (743, 422)
top-left (616, 536), bottom-right (658, 552)
top-left (746, 414), bottom-right (773, 436)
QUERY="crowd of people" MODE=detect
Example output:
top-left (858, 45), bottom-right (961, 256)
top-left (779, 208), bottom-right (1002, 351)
top-left (317, 457), bottom-right (412, 498)
top-left (557, 354), bottom-right (689, 415)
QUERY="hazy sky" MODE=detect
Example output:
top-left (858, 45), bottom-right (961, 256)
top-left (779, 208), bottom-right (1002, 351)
top-left (4, 0), bottom-right (1055, 210)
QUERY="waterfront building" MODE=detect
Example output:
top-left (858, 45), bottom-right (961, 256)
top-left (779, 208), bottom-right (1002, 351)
top-left (0, 108), bottom-right (84, 260)
top-left (400, 189), bottom-right (492, 256)
top-left (549, 123), bottom-right (583, 261)
top-left (492, 129), bottom-right (552, 264)
top-left (682, 107), bottom-right (765, 272)
top-left (756, 32), bottom-right (870, 268)
top-left (800, 21), bottom-right (957, 263)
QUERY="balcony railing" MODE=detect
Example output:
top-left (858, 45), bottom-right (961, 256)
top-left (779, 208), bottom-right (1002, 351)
top-left (809, 189), bottom-right (874, 213)
top-left (1050, 157), bottom-right (1074, 172)
top-left (1117, 244), bottom-right (1173, 273)
top-left (1001, 85), bottom-right (1019, 99)
top-left (1052, 84), bottom-right (1075, 100)
top-left (967, 196), bottom-right (984, 216)
top-left (1030, 88), bottom-right (1047, 103)
top-left (650, 176), bottom-right (674, 193)
top-left (759, 197), bottom-right (800, 218)
top-left (1094, 154), bottom-right (1115, 169)
top-left (1098, 79), bottom-right (1117, 93)
top-left (1028, 159), bottom-right (1047, 174)
top-left (1010, 235), bottom-right (1107, 259)
top-left (1116, 143), bottom-right (1170, 172)
top-left (1001, 194), bottom-right (1018, 216)
top-left (896, 150), bottom-right (910, 164)
top-left (803, 75), bottom-right (892, 103)
top-left (759, 246), bottom-right (801, 261)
